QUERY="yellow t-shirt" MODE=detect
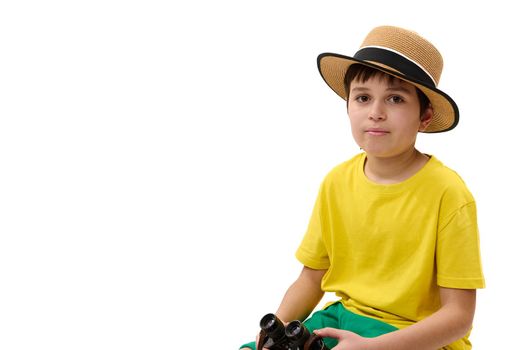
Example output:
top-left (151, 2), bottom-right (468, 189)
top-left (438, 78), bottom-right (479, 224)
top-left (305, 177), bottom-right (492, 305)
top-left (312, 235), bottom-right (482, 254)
top-left (296, 153), bottom-right (485, 350)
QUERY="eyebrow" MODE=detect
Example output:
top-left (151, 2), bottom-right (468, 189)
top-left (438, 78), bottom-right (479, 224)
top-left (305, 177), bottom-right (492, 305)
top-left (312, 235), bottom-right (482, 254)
top-left (350, 85), bottom-right (413, 94)
top-left (350, 87), bottom-right (369, 93)
top-left (386, 86), bottom-right (413, 94)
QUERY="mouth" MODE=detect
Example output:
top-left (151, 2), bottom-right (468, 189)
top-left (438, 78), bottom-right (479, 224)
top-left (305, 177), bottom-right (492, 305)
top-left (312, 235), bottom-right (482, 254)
top-left (365, 128), bottom-right (389, 136)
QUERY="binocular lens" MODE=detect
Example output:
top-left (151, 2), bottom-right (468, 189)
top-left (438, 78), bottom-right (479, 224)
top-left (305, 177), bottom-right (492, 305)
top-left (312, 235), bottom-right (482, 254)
top-left (287, 322), bottom-right (301, 337)
top-left (285, 320), bottom-right (308, 340)
top-left (260, 314), bottom-right (278, 332)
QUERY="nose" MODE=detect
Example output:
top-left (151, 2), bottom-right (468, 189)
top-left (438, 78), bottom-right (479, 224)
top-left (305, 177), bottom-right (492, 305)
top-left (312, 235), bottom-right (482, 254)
top-left (368, 101), bottom-right (386, 121)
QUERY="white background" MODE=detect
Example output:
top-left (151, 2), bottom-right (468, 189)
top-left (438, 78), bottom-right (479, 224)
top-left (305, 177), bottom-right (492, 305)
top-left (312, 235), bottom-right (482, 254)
top-left (0, 0), bottom-right (524, 349)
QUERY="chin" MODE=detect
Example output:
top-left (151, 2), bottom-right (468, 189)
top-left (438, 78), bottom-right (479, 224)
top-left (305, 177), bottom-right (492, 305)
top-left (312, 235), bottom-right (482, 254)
top-left (361, 147), bottom-right (392, 158)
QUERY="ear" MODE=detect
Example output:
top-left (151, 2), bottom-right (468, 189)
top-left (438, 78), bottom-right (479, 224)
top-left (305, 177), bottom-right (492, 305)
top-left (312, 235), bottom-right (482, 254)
top-left (419, 106), bottom-right (433, 131)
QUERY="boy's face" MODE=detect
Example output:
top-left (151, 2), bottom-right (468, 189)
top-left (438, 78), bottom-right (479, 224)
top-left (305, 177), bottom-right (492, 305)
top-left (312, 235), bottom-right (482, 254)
top-left (347, 74), bottom-right (432, 158)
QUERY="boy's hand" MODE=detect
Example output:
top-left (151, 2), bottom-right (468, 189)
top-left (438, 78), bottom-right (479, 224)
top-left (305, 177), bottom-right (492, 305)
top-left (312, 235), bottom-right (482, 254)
top-left (254, 331), bottom-right (269, 350)
top-left (314, 328), bottom-right (372, 350)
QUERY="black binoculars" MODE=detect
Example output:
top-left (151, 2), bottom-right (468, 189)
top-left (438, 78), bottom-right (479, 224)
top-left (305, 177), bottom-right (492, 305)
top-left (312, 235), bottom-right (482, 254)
top-left (256, 313), bottom-right (328, 350)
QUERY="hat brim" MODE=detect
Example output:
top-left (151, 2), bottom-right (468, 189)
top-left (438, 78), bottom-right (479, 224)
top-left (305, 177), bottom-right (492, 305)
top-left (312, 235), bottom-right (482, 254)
top-left (318, 53), bottom-right (459, 133)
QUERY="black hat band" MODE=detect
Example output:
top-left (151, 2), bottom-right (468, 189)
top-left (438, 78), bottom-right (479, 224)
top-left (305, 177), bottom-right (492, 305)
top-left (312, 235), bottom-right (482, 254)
top-left (354, 47), bottom-right (436, 87)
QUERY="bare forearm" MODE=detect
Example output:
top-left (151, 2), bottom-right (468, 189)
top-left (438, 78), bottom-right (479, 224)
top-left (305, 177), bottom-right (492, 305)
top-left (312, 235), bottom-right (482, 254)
top-left (369, 306), bottom-right (470, 349)
top-left (275, 267), bottom-right (326, 322)
top-left (369, 289), bottom-right (476, 350)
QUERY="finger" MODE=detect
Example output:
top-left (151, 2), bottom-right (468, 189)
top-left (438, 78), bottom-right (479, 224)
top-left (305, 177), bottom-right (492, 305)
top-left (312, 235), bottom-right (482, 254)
top-left (313, 327), bottom-right (344, 339)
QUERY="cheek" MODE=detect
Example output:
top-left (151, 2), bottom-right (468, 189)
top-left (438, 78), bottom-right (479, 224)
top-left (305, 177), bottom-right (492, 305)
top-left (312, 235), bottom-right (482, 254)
top-left (348, 117), bottom-right (364, 144)
top-left (347, 108), bottom-right (361, 127)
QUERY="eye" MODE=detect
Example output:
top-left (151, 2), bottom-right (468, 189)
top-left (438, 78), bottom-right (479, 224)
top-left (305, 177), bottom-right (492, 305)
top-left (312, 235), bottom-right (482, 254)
top-left (388, 95), bottom-right (404, 103)
top-left (355, 95), bottom-right (369, 103)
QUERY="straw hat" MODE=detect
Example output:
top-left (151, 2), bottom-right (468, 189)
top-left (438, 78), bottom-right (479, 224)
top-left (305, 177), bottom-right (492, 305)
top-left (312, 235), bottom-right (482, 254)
top-left (318, 26), bottom-right (459, 133)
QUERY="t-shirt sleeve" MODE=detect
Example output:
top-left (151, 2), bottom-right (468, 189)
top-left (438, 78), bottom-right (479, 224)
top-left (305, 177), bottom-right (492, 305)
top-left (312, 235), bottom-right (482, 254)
top-left (295, 184), bottom-right (331, 270)
top-left (436, 195), bottom-right (485, 289)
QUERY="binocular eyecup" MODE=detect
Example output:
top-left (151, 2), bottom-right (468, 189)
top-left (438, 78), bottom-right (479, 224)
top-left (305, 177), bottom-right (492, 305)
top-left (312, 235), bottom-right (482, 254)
top-left (285, 320), bottom-right (310, 344)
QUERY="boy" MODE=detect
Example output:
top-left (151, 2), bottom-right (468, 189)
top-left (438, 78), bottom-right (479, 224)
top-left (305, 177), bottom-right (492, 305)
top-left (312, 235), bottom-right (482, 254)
top-left (240, 26), bottom-right (485, 350)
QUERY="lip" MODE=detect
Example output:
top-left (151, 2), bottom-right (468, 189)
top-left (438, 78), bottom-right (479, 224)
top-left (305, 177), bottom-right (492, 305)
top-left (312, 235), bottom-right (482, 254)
top-left (365, 128), bottom-right (390, 136)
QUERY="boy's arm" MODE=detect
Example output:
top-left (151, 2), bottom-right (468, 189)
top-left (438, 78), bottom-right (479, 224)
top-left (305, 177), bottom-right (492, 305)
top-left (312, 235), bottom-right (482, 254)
top-left (315, 287), bottom-right (476, 350)
top-left (274, 265), bottom-right (327, 323)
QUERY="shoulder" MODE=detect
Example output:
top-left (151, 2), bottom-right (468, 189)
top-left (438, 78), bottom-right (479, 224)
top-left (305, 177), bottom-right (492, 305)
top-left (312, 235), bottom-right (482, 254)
top-left (425, 156), bottom-right (476, 212)
top-left (426, 157), bottom-right (472, 191)
top-left (322, 153), bottom-right (364, 184)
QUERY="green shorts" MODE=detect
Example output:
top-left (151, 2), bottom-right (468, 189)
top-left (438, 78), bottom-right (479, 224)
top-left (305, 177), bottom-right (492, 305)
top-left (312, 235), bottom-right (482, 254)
top-left (239, 302), bottom-right (398, 349)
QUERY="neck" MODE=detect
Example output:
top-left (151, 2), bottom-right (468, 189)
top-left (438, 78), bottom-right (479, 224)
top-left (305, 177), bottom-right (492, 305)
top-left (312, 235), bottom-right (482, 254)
top-left (364, 148), bottom-right (429, 184)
